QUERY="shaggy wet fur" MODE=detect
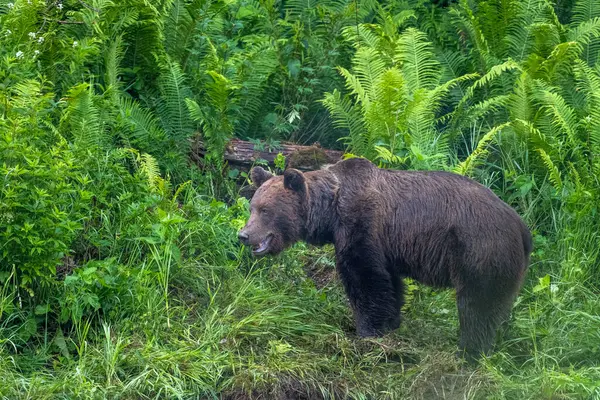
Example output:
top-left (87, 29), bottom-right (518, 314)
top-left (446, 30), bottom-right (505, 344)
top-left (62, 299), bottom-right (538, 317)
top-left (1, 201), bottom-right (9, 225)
top-left (239, 158), bottom-right (532, 359)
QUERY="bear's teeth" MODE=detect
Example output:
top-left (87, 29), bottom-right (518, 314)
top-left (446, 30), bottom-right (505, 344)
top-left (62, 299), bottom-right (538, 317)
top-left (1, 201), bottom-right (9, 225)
top-left (253, 236), bottom-right (271, 254)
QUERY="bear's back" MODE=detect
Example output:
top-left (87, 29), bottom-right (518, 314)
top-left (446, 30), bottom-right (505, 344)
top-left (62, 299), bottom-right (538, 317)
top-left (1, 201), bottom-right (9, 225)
top-left (327, 158), bottom-right (531, 271)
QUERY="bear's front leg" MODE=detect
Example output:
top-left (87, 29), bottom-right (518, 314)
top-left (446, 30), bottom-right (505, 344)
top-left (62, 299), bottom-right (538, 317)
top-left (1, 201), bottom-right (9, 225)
top-left (336, 250), bottom-right (402, 338)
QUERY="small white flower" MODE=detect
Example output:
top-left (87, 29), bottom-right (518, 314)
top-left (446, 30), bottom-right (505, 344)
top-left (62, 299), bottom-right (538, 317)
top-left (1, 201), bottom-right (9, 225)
top-left (16, 51), bottom-right (24, 59)
top-left (34, 50), bottom-right (40, 55)
top-left (57, 3), bottom-right (63, 10)
top-left (28, 32), bottom-right (36, 39)
top-left (7, 2), bottom-right (14, 9)
top-left (550, 284), bottom-right (559, 294)
top-left (38, 36), bottom-right (44, 44)
top-left (73, 41), bottom-right (78, 47)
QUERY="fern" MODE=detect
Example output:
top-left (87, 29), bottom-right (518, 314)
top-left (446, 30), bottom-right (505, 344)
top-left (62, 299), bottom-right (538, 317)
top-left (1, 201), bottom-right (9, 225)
top-left (536, 148), bottom-right (563, 190)
top-left (454, 122), bottom-right (510, 176)
top-left (568, 17), bottom-right (600, 66)
top-left (539, 41), bottom-right (582, 80)
top-left (513, 119), bottom-right (554, 154)
top-left (394, 28), bottom-right (441, 92)
top-left (346, 47), bottom-right (387, 104)
top-left (572, 0), bottom-right (600, 25)
top-left (139, 153), bottom-right (162, 193)
top-left (536, 89), bottom-right (580, 149)
top-left (449, 0), bottom-right (493, 70)
top-left (365, 68), bottom-right (407, 154)
top-left (505, 0), bottom-right (555, 61)
top-left (573, 60), bottom-right (600, 155)
top-left (234, 43), bottom-right (279, 135)
top-left (321, 90), bottom-right (368, 155)
top-left (156, 59), bottom-right (194, 146)
top-left (186, 69), bottom-right (234, 167)
top-left (341, 24), bottom-right (383, 50)
top-left (103, 36), bottom-right (125, 105)
top-left (457, 59), bottom-right (521, 109)
top-left (118, 97), bottom-right (167, 153)
top-left (62, 83), bottom-right (109, 153)
top-left (459, 94), bottom-right (511, 125)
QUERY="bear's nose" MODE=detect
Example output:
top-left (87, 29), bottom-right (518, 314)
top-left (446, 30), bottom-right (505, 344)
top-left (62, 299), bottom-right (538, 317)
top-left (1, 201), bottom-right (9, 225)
top-left (238, 231), bottom-right (249, 245)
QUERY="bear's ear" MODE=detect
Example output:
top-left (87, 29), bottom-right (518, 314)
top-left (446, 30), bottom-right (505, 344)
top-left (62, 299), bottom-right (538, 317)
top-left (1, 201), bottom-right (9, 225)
top-left (283, 168), bottom-right (306, 193)
top-left (251, 166), bottom-right (273, 188)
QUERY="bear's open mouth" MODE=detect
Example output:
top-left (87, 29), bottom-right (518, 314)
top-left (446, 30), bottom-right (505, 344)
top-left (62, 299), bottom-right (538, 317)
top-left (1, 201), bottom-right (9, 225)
top-left (252, 235), bottom-right (273, 255)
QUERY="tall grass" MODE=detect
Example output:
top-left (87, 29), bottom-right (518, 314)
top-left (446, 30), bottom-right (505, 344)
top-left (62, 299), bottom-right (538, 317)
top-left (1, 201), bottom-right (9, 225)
top-left (1, 0), bottom-right (599, 399)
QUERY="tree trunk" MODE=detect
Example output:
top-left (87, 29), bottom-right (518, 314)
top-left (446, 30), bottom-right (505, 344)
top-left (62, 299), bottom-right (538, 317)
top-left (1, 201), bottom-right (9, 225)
top-left (191, 138), bottom-right (345, 171)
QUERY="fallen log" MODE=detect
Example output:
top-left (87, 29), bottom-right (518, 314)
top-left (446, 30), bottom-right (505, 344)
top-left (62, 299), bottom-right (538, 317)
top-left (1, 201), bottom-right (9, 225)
top-left (192, 138), bottom-right (345, 171)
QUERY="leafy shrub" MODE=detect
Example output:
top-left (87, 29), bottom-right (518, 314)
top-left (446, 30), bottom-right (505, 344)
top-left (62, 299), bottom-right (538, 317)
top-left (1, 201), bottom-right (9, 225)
top-left (0, 73), bottom-right (89, 293)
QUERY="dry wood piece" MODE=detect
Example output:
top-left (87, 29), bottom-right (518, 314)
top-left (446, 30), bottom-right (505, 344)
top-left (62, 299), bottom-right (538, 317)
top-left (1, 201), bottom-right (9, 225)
top-left (192, 138), bottom-right (345, 171)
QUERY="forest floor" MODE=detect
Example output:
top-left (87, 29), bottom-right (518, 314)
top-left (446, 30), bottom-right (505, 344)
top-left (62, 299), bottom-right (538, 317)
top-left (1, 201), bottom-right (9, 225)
top-left (1, 238), bottom-right (599, 399)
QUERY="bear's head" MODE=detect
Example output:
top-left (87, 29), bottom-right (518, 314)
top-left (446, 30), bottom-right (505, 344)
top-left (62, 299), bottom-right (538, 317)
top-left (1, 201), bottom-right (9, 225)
top-left (238, 166), bottom-right (308, 256)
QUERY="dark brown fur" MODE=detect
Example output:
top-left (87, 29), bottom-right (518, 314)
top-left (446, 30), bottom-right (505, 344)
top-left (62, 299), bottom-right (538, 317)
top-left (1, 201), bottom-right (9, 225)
top-left (239, 158), bottom-right (532, 359)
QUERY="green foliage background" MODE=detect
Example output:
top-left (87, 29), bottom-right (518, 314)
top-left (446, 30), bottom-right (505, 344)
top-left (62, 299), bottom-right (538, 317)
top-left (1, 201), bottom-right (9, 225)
top-left (0, 0), bottom-right (599, 398)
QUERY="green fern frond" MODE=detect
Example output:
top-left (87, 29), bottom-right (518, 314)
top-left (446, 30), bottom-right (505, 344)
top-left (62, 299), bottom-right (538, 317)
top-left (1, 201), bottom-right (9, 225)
top-left (185, 98), bottom-right (203, 123)
top-left (507, 71), bottom-right (533, 123)
top-left (186, 95), bottom-right (230, 166)
top-left (536, 89), bottom-right (580, 148)
top-left (572, 0), bottom-right (600, 25)
top-left (62, 83), bottom-right (108, 153)
top-left (321, 90), bottom-right (368, 154)
top-left (539, 41), bottom-right (582, 80)
top-left (529, 22), bottom-right (561, 56)
top-left (439, 49), bottom-right (470, 85)
top-left (573, 60), bottom-right (600, 150)
top-left (339, 67), bottom-right (368, 107)
top-left (457, 60), bottom-right (521, 108)
top-left (140, 153), bottom-right (162, 192)
top-left (172, 180), bottom-right (191, 203)
top-left (505, 0), bottom-right (555, 61)
top-left (349, 47), bottom-right (387, 103)
top-left (513, 119), bottom-right (554, 153)
top-left (568, 17), bottom-right (600, 47)
top-left (461, 94), bottom-right (511, 124)
top-left (374, 145), bottom-right (405, 167)
top-left (394, 28), bottom-right (441, 92)
top-left (235, 44), bottom-right (279, 134)
top-left (204, 70), bottom-right (236, 115)
top-left (568, 16), bottom-right (600, 65)
top-left (364, 68), bottom-right (407, 152)
top-left (536, 148), bottom-right (563, 190)
top-left (164, 0), bottom-right (194, 62)
top-left (449, 0), bottom-right (491, 65)
top-left (156, 59), bottom-right (194, 143)
top-left (341, 24), bottom-right (383, 50)
top-left (454, 122), bottom-right (510, 176)
top-left (118, 97), bottom-right (167, 152)
top-left (103, 36), bottom-right (124, 103)
top-left (428, 73), bottom-right (478, 110)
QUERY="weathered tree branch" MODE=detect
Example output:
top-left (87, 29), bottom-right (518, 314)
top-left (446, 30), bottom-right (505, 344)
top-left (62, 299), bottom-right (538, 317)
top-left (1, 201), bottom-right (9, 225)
top-left (192, 138), bottom-right (345, 171)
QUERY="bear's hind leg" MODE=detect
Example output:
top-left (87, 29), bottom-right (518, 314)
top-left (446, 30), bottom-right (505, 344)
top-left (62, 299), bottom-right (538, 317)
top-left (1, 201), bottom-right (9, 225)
top-left (386, 274), bottom-right (405, 331)
top-left (337, 257), bottom-right (401, 338)
top-left (456, 286), bottom-right (517, 361)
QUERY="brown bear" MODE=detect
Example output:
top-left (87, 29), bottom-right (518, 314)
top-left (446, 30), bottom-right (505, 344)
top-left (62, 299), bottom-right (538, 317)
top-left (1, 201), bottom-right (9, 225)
top-left (238, 158), bottom-right (532, 359)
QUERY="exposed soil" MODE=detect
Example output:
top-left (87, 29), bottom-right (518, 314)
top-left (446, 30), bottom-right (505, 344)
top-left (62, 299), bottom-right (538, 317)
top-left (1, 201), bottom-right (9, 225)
top-left (222, 377), bottom-right (340, 400)
top-left (304, 263), bottom-right (337, 290)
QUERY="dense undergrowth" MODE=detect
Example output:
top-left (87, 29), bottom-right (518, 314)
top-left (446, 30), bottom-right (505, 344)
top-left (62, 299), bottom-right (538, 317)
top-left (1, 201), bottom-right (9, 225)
top-left (1, 0), bottom-right (599, 398)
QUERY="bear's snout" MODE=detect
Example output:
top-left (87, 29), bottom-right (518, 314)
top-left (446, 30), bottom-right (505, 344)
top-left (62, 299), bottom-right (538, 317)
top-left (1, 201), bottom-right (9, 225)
top-left (238, 230), bottom-right (250, 245)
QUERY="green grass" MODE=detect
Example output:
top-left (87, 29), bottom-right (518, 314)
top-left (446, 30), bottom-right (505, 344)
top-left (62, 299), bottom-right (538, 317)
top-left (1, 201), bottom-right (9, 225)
top-left (1, 214), bottom-right (599, 399)
top-left (2, 0), bottom-right (600, 398)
